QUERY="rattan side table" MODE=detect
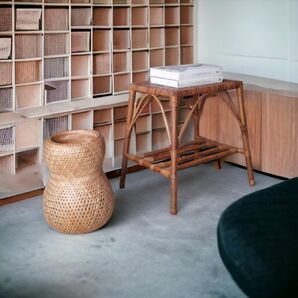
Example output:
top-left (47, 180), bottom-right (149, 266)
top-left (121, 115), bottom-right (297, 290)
top-left (120, 80), bottom-right (255, 215)
top-left (43, 130), bottom-right (114, 234)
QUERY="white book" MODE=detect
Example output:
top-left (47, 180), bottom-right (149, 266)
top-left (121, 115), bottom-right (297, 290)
top-left (150, 63), bottom-right (223, 81)
top-left (150, 75), bottom-right (223, 88)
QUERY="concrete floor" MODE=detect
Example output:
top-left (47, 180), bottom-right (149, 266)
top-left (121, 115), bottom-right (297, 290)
top-left (0, 164), bottom-right (281, 298)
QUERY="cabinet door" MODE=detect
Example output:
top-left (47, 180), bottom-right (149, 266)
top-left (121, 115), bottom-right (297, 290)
top-left (261, 93), bottom-right (296, 178)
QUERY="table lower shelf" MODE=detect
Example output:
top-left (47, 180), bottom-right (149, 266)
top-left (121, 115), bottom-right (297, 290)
top-left (126, 138), bottom-right (239, 179)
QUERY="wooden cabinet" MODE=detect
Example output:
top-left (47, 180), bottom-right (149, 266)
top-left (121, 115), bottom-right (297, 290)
top-left (200, 75), bottom-right (298, 178)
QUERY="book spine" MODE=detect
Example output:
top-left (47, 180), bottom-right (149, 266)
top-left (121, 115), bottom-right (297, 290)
top-left (150, 76), bottom-right (223, 88)
top-left (150, 68), bottom-right (222, 80)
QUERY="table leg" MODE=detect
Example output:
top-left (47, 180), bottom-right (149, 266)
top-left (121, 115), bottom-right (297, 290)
top-left (170, 94), bottom-right (179, 215)
top-left (120, 89), bottom-right (136, 189)
top-left (237, 86), bottom-right (255, 186)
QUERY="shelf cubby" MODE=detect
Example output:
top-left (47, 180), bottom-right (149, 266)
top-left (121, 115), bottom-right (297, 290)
top-left (71, 78), bottom-right (90, 100)
top-left (132, 0), bottom-right (148, 4)
top-left (150, 48), bottom-right (164, 67)
top-left (72, 31), bottom-right (91, 53)
top-left (113, 7), bottom-right (129, 27)
top-left (114, 73), bottom-right (130, 93)
top-left (93, 30), bottom-right (110, 52)
top-left (150, 28), bottom-right (164, 48)
top-left (93, 53), bottom-right (111, 75)
top-left (113, 29), bottom-right (130, 50)
top-left (136, 114), bottom-right (150, 133)
top-left (0, 7), bottom-right (12, 33)
top-left (114, 105), bottom-right (128, 121)
top-left (71, 0), bottom-right (91, 3)
top-left (94, 108), bottom-right (112, 125)
top-left (71, 7), bottom-right (92, 27)
top-left (93, 7), bottom-right (112, 27)
top-left (44, 33), bottom-right (69, 56)
top-left (16, 83), bottom-right (42, 109)
top-left (131, 7), bottom-right (148, 27)
top-left (165, 6), bottom-right (179, 26)
top-left (165, 47), bottom-right (179, 65)
top-left (136, 132), bottom-right (151, 154)
top-left (71, 111), bottom-right (93, 130)
top-left (45, 80), bottom-right (69, 104)
top-left (151, 98), bottom-right (170, 113)
top-left (150, 7), bottom-right (164, 26)
top-left (152, 128), bottom-right (170, 151)
top-left (15, 8), bottom-right (42, 31)
top-left (132, 70), bottom-right (149, 83)
top-left (44, 57), bottom-right (69, 80)
top-left (152, 112), bottom-right (170, 130)
top-left (165, 27), bottom-right (179, 46)
top-left (93, 75), bottom-right (112, 96)
top-left (15, 119), bottom-right (41, 151)
top-left (0, 61), bottom-right (12, 86)
top-left (180, 25), bottom-right (193, 45)
top-left (15, 148), bottom-right (39, 172)
top-left (132, 50), bottom-right (148, 71)
top-left (44, 115), bottom-right (69, 139)
top-left (71, 55), bottom-right (91, 77)
top-left (15, 60), bottom-right (41, 85)
top-left (44, 7), bottom-right (69, 31)
top-left (131, 28), bottom-right (148, 49)
top-left (15, 34), bottom-right (41, 59)
top-left (94, 124), bottom-right (112, 146)
top-left (114, 120), bottom-right (126, 139)
top-left (113, 51), bottom-right (130, 73)
top-left (180, 5), bottom-right (193, 25)
top-left (180, 45), bottom-right (193, 64)
top-left (0, 87), bottom-right (13, 112)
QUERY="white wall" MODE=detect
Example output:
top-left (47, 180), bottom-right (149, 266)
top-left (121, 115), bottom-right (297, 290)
top-left (197, 0), bottom-right (298, 83)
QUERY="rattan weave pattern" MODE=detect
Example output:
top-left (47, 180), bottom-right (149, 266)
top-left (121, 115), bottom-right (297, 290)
top-left (43, 130), bottom-right (114, 234)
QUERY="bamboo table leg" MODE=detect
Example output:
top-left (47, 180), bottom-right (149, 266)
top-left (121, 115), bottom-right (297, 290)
top-left (120, 89), bottom-right (136, 189)
top-left (236, 85), bottom-right (255, 186)
top-left (170, 94), bottom-right (179, 215)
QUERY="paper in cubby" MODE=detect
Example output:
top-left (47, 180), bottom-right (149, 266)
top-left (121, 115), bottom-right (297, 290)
top-left (44, 8), bottom-right (69, 31)
top-left (16, 9), bottom-right (42, 31)
top-left (44, 33), bottom-right (69, 56)
top-left (0, 37), bottom-right (11, 59)
top-left (45, 80), bottom-right (69, 103)
top-left (44, 116), bottom-right (68, 139)
top-left (15, 34), bottom-right (41, 59)
top-left (0, 87), bottom-right (12, 112)
top-left (44, 57), bottom-right (69, 80)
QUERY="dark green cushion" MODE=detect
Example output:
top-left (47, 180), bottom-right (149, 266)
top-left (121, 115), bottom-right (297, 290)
top-left (217, 178), bottom-right (298, 298)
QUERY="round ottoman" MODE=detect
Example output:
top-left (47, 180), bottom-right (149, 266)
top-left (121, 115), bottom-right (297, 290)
top-left (217, 178), bottom-right (298, 298)
top-left (43, 130), bottom-right (114, 234)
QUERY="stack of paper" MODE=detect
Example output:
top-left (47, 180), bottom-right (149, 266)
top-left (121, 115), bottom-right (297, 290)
top-left (150, 63), bottom-right (223, 88)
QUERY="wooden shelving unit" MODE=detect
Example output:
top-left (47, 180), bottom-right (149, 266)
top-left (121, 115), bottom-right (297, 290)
top-left (0, 0), bottom-right (194, 199)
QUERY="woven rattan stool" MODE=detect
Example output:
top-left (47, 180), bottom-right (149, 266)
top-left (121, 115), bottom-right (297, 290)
top-left (43, 130), bottom-right (114, 234)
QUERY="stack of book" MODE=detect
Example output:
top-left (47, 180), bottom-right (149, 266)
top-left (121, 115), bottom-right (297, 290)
top-left (150, 63), bottom-right (223, 88)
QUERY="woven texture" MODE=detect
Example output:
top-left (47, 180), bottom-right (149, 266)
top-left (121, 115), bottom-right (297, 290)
top-left (43, 130), bottom-right (114, 234)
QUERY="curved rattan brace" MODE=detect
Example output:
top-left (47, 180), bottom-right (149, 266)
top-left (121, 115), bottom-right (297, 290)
top-left (128, 94), bottom-right (172, 144)
top-left (178, 94), bottom-right (208, 143)
top-left (128, 94), bottom-right (151, 133)
top-left (151, 95), bottom-right (172, 144)
top-left (219, 90), bottom-right (244, 129)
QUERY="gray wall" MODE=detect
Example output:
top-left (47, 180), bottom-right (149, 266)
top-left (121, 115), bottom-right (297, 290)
top-left (197, 0), bottom-right (298, 83)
